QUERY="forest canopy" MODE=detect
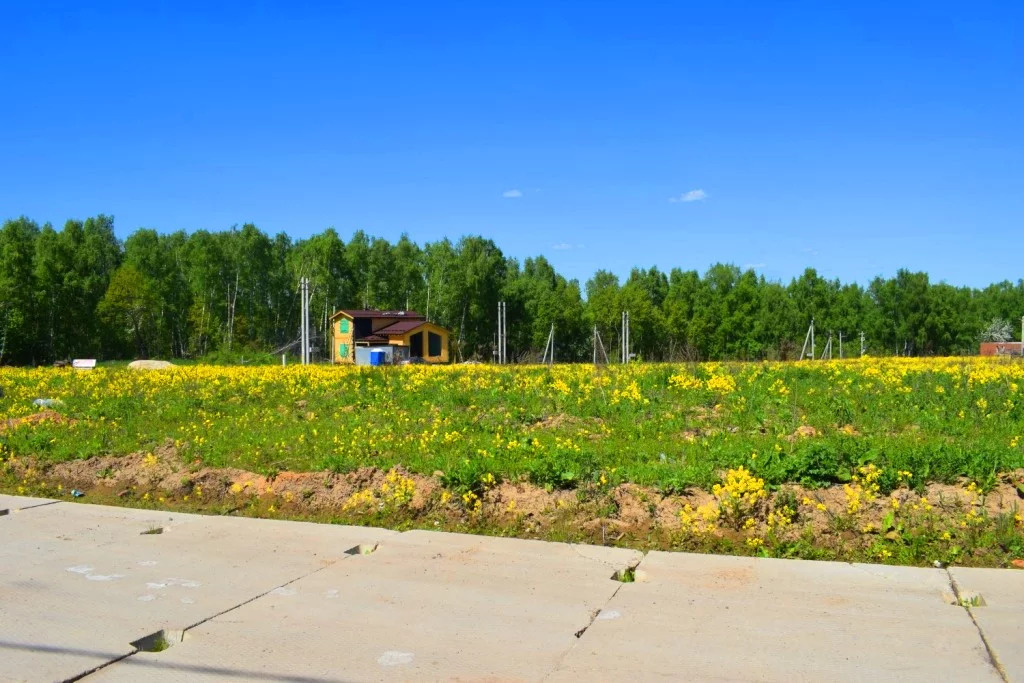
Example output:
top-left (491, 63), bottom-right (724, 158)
top-left (1, 215), bottom-right (1021, 365)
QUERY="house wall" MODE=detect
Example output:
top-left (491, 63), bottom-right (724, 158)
top-left (402, 322), bottom-right (450, 363)
top-left (980, 342), bottom-right (1023, 357)
top-left (331, 316), bottom-right (355, 364)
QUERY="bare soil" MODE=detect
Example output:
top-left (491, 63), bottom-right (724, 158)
top-left (0, 410), bottom-right (77, 433)
top-left (5, 446), bottom-right (1022, 547)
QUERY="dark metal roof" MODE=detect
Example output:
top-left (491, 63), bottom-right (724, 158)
top-left (376, 320), bottom-right (428, 336)
top-left (332, 309), bottom-right (425, 320)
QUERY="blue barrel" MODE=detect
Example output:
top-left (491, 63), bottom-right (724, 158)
top-left (369, 350), bottom-right (385, 366)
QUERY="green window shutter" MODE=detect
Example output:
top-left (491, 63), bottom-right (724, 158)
top-left (340, 320), bottom-right (349, 333)
top-left (339, 343), bottom-right (349, 357)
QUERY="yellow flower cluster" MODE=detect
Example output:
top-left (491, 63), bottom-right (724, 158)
top-left (668, 373), bottom-right (702, 390)
top-left (461, 490), bottom-right (482, 513)
top-left (844, 464), bottom-right (882, 514)
top-left (342, 468), bottom-right (416, 511)
top-left (611, 380), bottom-right (649, 405)
top-left (678, 501), bottom-right (720, 535)
top-left (769, 379), bottom-right (790, 397)
top-left (766, 504), bottom-right (794, 532)
top-left (705, 374), bottom-right (738, 395)
top-left (712, 466), bottom-right (767, 528)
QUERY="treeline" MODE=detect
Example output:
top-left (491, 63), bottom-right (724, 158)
top-left (1, 215), bottom-right (1022, 365)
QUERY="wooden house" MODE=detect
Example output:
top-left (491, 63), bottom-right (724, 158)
top-left (329, 310), bottom-right (450, 364)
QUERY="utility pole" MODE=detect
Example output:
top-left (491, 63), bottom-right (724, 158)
top-left (304, 277), bottom-right (311, 364)
top-left (593, 325), bottom-right (609, 365)
top-left (496, 301), bottom-right (507, 364)
top-left (626, 311), bottom-right (630, 363)
top-left (801, 319), bottom-right (816, 360)
top-left (299, 277), bottom-right (309, 365)
top-left (541, 323), bottom-right (554, 365)
top-left (621, 311), bottom-right (631, 364)
top-left (820, 331), bottom-right (832, 360)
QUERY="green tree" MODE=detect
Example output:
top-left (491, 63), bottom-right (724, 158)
top-left (99, 265), bottom-right (159, 358)
top-left (0, 217), bottom-right (40, 364)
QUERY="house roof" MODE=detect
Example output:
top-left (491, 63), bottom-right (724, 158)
top-left (374, 320), bottom-right (428, 336)
top-left (330, 309), bottom-right (425, 320)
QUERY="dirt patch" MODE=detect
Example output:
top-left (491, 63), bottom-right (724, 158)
top-left (786, 425), bottom-right (820, 441)
top-left (528, 413), bottom-right (604, 430)
top-left (46, 440), bottom-right (184, 492)
top-left (7, 449), bottom-right (1024, 560)
top-left (26, 445), bottom-right (438, 513)
top-left (484, 481), bottom-right (575, 520)
top-left (613, 484), bottom-right (658, 527)
top-left (530, 413), bottom-right (574, 430)
top-left (0, 410), bottom-right (77, 433)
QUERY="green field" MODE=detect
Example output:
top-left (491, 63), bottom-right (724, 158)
top-left (2, 358), bottom-right (1024, 567)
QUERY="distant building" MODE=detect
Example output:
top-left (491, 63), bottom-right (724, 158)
top-left (329, 309), bottom-right (450, 365)
top-left (979, 342), bottom-right (1023, 357)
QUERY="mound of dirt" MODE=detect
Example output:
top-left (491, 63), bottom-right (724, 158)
top-left (0, 410), bottom-right (77, 434)
top-left (10, 445), bottom-right (1024, 554)
top-left (787, 425), bottom-right (820, 441)
top-left (529, 414), bottom-right (575, 430)
top-left (484, 481), bottom-right (575, 519)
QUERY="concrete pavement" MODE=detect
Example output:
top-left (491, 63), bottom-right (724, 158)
top-left (1, 495), bottom-right (1021, 682)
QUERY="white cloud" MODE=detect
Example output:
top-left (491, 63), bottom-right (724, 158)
top-left (669, 189), bottom-right (707, 203)
top-left (552, 243), bottom-right (572, 250)
top-left (502, 189), bottom-right (523, 199)
top-left (743, 263), bottom-right (767, 270)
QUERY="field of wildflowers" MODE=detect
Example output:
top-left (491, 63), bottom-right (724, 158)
top-left (2, 357), bottom-right (1024, 566)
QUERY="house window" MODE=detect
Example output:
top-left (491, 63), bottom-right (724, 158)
top-left (339, 343), bottom-right (349, 358)
top-left (428, 331), bottom-right (442, 357)
top-left (339, 320), bottom-right (349, 333)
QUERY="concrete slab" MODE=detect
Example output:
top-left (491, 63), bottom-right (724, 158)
top-left (950, 566), bottom-right (1024, 681)
top-left (0, 493), bottom-right (58, 513)
top-left (550, 552), bottom-right (1002, 682)
top-left (90, 530), bottom-right (643, 682)
top-left (0, 499), bottom-right (393, 682)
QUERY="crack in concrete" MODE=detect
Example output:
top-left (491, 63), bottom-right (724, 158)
top-left (63, 651), bottom-right (136, 682)
top-left (945, 568), bottom-right (1008, 682)
top-left (847, 561), bottom-right (898, 580)
top-left (574, 583), bottom-right (624, 639)
top-left (568, 543), bottom-right (642, 570)
top-left (1, 500), bottom-right (62, 516)
top-left (543, 582), bottom-right (626, 682)
top-left (543, 552), bottom-right (647, 681)
top-left (71, 558), bottom-right (344, 681)
top-left (182, 559), bottom-right (339, 632)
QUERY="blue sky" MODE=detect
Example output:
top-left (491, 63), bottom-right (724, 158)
top-left (2, 1), bottom-right (1022, 289)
